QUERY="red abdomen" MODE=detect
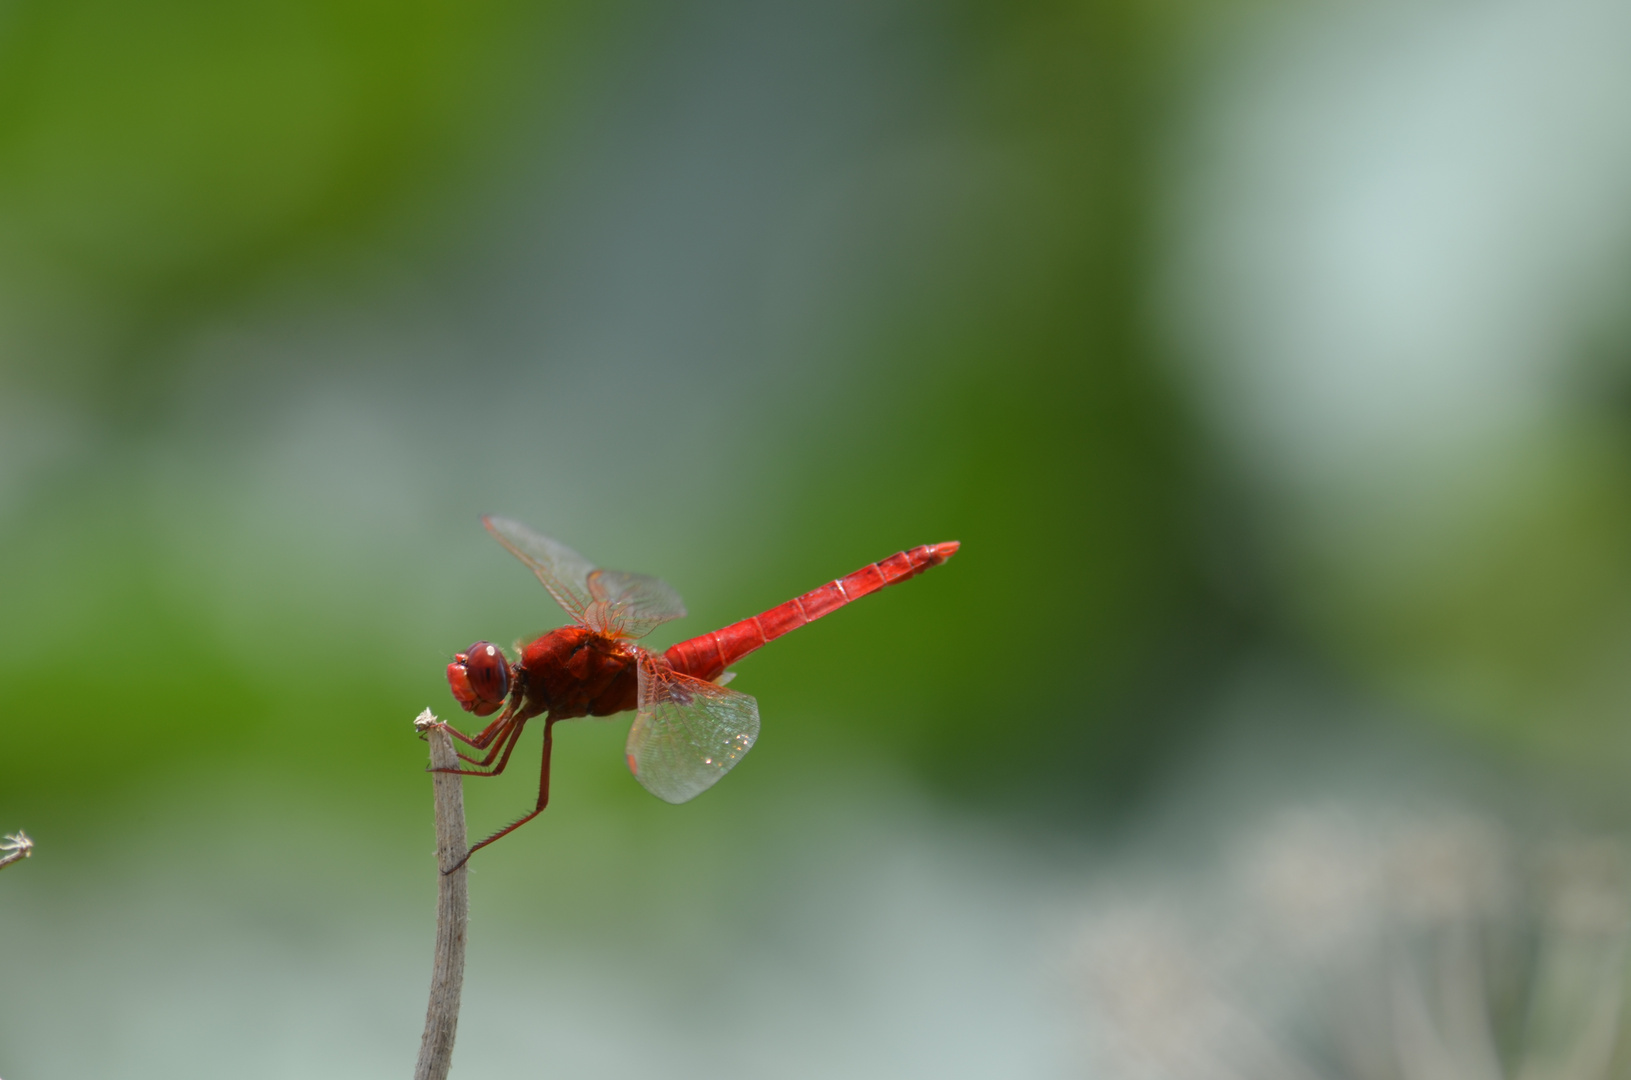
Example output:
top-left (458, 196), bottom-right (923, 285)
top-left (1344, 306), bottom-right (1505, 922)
top-left (664, 541), bottom-right (959, 682)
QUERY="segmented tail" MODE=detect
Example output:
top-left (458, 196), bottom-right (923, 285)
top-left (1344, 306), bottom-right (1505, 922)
top-left (663, 542), bottom-right (960, 682)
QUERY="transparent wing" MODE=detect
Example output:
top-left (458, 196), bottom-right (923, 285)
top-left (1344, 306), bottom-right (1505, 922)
top-left (483, 515), bottom-right (596, 625)
top-left (628, 651), bottom-right (760, 804)
top-left (483, 516), bottom-right (686, 638)
top-left (585, 568), bottom-right (688, 640)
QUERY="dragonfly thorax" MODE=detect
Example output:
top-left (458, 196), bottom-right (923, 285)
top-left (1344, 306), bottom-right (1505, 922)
top-left (517, 625), bottom-right (641, 721)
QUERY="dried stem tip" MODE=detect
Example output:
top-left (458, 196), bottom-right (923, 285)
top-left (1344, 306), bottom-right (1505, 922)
top-left (0, 830), bottom-right (34, 871)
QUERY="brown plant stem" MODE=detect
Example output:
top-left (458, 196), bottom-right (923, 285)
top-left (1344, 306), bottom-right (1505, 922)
top-left (414, 710), bottom-right (469, 1080)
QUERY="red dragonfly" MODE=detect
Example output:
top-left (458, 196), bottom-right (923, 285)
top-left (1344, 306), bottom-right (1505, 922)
top-left (436, 515), bottom-right (959, 864)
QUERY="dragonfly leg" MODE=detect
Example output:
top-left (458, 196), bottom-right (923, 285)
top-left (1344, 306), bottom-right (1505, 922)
top-left (436, 696), bottom-right (542, 761)
top-left (454, 719), bottom-right (520, 767)
top-left (437, 710), bottom-right (513, 751)
top-left (431, 716), bottom-right (529, 778)
top-left (445, 719), bottom-right (556, 873)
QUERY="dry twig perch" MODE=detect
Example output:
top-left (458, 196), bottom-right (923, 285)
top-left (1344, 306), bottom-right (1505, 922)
top-left (414, 710), bottom-right (469, 1080)
top-left (0, 830), bottom-right (32, 871)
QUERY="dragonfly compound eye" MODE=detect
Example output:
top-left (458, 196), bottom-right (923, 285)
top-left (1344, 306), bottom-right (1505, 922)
top-left (447, 640), bottom-right (511, 715)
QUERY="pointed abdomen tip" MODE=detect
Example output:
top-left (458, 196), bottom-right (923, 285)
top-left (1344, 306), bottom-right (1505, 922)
top-left (933, 541), bottom-right (960, 560)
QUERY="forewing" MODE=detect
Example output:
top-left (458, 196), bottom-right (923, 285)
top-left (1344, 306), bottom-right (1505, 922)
top-left (628, 652), bottom-right (759, 804)
top-left (482, 515), bottom-right (596, 625)
top-left (585, 568), bottom-right (687, 639)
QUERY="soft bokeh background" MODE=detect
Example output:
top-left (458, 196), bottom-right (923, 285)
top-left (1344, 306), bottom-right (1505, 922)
top-left (6, 0), bottom-right (1631, 1076)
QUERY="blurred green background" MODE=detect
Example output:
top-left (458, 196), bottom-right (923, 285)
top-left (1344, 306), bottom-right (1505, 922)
top-left (7, 0), bottom-right (1631, 1076)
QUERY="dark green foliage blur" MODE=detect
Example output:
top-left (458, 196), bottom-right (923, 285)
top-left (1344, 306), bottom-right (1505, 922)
top-left (0, 0), bottom-right (594, 840)
top-left (0, 0), bottom-right (586, 409)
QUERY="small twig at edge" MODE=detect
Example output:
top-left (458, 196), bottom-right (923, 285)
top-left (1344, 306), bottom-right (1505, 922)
top-left (414, 709), bottom-right (469, 1080)
top-left (0, 830), bottom-right (33, 871)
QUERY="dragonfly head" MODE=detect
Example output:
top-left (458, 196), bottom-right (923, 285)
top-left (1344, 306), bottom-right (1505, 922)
top-left (447, 641), bottom-right (512, 716)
